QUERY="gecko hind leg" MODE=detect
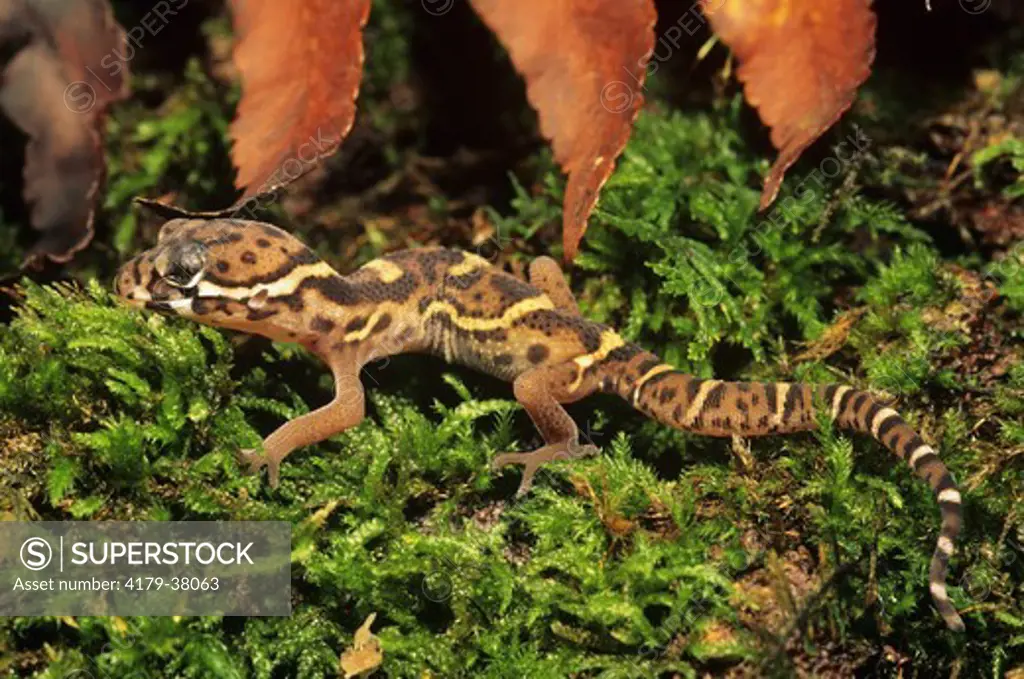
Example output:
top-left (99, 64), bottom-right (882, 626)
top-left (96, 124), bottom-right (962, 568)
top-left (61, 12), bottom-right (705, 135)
top-left (492, 362), bottom-right (599, 496)
top-left (528, 256), bottom-right (580, 315)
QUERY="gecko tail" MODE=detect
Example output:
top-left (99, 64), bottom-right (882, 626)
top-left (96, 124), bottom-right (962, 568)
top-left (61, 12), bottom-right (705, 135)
top-left (610, 358), bottom-right (965, 631)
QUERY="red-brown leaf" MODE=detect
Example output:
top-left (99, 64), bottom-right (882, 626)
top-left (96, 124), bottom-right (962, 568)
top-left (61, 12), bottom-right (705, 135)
top-left (0, 0), bottom-right (129, 263)
top-left (704, 0), bottom-right (876, 210)
top-left (470, 0), bottom-right (657, 261)
top-left (228, 0), bottom-right (371, 197)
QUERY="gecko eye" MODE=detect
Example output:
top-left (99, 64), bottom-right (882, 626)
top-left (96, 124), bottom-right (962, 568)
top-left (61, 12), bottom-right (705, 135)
top-left (162, 242), bottom-right (207, 288)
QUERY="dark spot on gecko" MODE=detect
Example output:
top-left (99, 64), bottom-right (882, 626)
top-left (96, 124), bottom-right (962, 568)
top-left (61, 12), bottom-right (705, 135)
top-left (345, 317), bottom-right (368, 333)
top-left (372, 313), bottom-right (392, 333)
top-left (736, 398), bottom-right (748, 412)
top-left (471, 328), bottom-right (507, 343)
top-left (933, 471), bottom-right (956, 493)
top-left (349, 273), bottom-right (419, 304)
top-left (527, 344), bottom-right (550, 364)
top-left (851, 392), bottom-right (869, 420)
top-left (490, 273), bottom-right (538, 304)
top-left (765, 384), bottom-right (778, 415)
top-left (686, 379), bottom-right (702, 403)
top-left (256, 238), bottom-right (271, 248)
top-left (782, 385), bottom-right (804, 421)
top-left (280, 296), bottom-right (305, 312)
top-left (702, 383), bottom-right (727, 410)
top-left (301, 276), bottom-right (360, 306)
top-left (606, 343), bottom-right (644, 364)
top-left (635, 356), bottom-right (662, 375)
top-left (837, 389), bottom-right (855, 421)
top-left (311, 316), bottom-right (335, 333)
top-left (447, 268), bottom-right (485, 291)
top-left (641, 370), bottom-right (675, 396)
top-left (416, 249), bottom-right (465, 284)
top-left (493, 353), bottom-right (514, 367)
top-left (672, 404), bottom-right (683, 421)
top-left (203, 231), bottom-right (243, 245)
top-left (571, 319), bottom-right (602, 353)
top-left (912, 450), bottom-right (939, 472)
top-left (241, 251), bottom-right (257, 265)
top-left (877, 417), bottom-right (900, 445)
top-left (246, 308), bottom-right (278, 322)
top-left (216, 260), bottom-right (230, 273)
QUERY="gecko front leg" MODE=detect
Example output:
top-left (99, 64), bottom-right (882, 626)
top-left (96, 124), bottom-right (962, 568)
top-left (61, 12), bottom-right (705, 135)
top-left (237, 356), bottom-right (365, 488)
top-left (492, 362), bottom-right (599, 496)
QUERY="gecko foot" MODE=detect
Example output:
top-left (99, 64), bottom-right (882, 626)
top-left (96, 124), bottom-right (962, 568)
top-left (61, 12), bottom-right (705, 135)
top-left (235, 448), bottom-right (281, 489)
top-left (492, 440), bottom-right (598, 497)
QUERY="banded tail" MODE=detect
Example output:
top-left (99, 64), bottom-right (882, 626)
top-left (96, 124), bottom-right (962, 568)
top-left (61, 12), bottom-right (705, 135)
top-left (606, 348), bottom-right (965, 631)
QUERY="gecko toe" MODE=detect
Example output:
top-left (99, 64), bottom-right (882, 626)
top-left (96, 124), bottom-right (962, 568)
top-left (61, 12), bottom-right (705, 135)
top-left (491, 452), bottom-right (528, 470)
top-left (266, 459), bottom-right (281, 489)
top-left (493, 441), bottom-right (599, 496)
top-left (573, 443), bottom-right (599, 459)
top-left (236, 448), bottom-right (271, 478)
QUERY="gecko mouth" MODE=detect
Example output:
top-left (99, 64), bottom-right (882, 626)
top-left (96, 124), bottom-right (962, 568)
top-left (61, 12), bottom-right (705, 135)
top-left (144, 296), bottom-right (197, 313)
top-left (116, 269), bottom-right (201, 314)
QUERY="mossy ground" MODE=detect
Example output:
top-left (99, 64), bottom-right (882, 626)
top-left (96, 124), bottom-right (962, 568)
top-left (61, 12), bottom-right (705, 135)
top-left (1, 2), bottom-right (1023, 677)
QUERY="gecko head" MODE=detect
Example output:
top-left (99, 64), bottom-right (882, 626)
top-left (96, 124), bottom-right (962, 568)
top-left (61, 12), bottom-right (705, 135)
top-left (115, 218), bottom-right (334, 337)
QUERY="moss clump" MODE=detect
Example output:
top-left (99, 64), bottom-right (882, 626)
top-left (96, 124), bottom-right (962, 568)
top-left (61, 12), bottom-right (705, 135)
top-left (0, 281), bottom-right (266, 518)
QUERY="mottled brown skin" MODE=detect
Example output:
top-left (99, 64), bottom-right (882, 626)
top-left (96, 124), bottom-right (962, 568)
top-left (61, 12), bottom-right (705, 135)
top-left (115, 218), bottom-right (966, 631)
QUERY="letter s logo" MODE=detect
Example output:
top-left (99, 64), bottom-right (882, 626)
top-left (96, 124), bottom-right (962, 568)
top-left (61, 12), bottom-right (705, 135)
top-left (20, 538), bottom-right (52, 571)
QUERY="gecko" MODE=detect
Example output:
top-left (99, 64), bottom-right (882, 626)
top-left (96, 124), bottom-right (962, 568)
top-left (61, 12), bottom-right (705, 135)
top-left (114, 216), bottom-right (966, 632)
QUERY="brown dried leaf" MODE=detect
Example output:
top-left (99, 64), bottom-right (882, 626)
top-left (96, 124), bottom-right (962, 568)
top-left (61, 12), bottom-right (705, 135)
top-left (570, 474), bottom-right (636, 538)
top-left (704, 0), bottom-right (876, 210)
top-left (339, 612), bottom-right (382, 678)
top-left (228, 0), bottom-right (371, 197)
top-left (470, 0), bottom-right (657, 261)
top-left (0, 0), bottom-right (129, 263)
top-left (793, 308), bottom-right (866, 363)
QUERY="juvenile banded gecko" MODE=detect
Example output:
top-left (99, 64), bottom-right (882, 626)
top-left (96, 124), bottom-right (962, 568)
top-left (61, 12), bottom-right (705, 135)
top-left (114, 217), bottom-right (965, 631)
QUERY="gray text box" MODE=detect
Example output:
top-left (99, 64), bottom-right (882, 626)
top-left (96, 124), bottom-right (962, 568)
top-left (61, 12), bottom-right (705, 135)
top-left (0, 522), bottom-right (291, 615)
